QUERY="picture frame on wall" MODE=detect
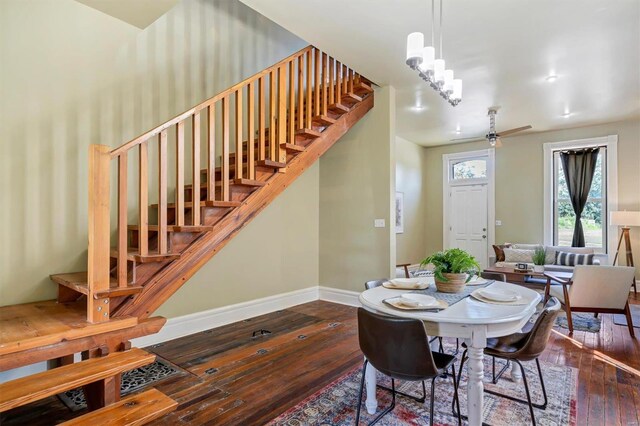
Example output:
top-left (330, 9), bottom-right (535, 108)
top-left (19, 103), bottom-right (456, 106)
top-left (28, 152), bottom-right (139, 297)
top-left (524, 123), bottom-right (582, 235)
top-left (395, 192), bottom-right (404, 234)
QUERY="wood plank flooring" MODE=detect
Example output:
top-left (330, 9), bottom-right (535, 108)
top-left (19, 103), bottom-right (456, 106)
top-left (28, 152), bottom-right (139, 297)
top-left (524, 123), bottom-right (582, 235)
top-left (2, 297), bottom-right (638, 425)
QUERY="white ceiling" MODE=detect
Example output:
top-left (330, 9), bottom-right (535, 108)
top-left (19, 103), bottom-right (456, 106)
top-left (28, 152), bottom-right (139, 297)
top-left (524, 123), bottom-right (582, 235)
top-left (240, 0), bottom-right (640, 146)
top-left (75, 0), bottom-right (180, 29)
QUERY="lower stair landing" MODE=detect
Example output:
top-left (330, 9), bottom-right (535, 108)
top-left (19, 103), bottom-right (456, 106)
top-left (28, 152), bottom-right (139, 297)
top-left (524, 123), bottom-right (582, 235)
top-left (0, 300), bottom-right (166, 371)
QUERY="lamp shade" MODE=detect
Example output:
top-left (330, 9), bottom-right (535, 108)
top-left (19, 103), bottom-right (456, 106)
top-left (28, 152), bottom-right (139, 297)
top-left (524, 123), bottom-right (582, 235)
top-left (610, 211), bottom-right (640, 227)
top-left (452, 79), bottom-right (462, 100)
top-left (406, 32), bottom-right (424, 62)
top-left (434, 59), bottom-right (446, 85)
top-left (443, 69), bottom-right (454, 92)
top-left (418, 46), bottom-right (435, 72)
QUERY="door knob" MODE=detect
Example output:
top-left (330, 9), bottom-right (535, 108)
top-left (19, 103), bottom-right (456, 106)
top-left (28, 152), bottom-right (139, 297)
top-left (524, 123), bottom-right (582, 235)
top-left (482, 228), bottom-right (486, 231)
top-left (482, 235), bottom-right (487, 239)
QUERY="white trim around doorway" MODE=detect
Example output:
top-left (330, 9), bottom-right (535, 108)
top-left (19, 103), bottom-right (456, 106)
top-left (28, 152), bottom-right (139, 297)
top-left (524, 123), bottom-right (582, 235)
top-left (442, 148), bottom-right (496, 265)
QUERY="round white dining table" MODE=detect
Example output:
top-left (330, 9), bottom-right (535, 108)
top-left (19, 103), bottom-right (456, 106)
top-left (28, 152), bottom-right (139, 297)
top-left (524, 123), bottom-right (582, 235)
top-left (359, 279), bottom-right (541, 426)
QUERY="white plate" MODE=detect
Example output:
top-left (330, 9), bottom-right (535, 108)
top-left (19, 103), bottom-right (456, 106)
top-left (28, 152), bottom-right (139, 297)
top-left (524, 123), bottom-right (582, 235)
top-left (399, 293), bottom-right (438, 307)
top-left (383, 278), bottom-right (429, 290)
top-left (466, 276), bottom-right (489, 286)
top-left (477, 288), bottom-right (521, 302)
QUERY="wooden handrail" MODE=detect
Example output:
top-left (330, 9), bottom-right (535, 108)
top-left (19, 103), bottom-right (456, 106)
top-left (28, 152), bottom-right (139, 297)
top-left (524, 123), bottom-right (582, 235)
top-left (86, 44), bottom-right (370, 321)
top-left (110, 46), bottom-right (313, 158)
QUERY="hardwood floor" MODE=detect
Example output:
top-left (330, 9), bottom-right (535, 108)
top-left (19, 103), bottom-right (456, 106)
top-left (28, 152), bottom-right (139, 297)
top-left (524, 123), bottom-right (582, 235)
top-left (2, 297), bottom-right (639, 425)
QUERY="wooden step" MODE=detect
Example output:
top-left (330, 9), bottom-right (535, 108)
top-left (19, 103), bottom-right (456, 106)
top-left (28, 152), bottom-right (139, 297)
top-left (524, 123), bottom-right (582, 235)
top-left (354, 81), bottom-right (374, 95)
top-left (110, 249), bottom-right (180, 264)
top-left (256, 159), bottom-right (286, 168)
top-left (0, 348), bottom-right (155, 412)
top-left (0, 300), bottom-right (140, 358)
top-left (184, 179), bottom-right (266, 191)
top-left (150, 200), bottom-right (241, 209)
top-left (280, 143), bottom-right (305, 153)
top-left (51, 272), bottom-right (143, 299)
top-left (127, 225), bottom-right (214, 233)
top-left (312, 115), bottom-right (337, 126)
top-left (343, 92), bottom-right (363, 104)
top-left (295, 128), bottom-right (322, 140)
top-left (328, 103), bottom-right (350, 114)
top-left (60, 388), bottom-right (177, 426)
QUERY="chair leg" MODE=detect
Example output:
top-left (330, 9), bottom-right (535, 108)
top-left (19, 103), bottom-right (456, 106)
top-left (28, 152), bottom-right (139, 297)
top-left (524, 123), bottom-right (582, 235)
top-left (535, 359), bottom-right (549, 409)
top-left (515, 360), bottom-right (537, 426)
top-left (594, 312), bottom-right (598, 318)
top-left (451, 365), bottom-right (462, 426)
top-left (624, 303), bottom-right (636, 338)
top-left (562, 285), bottom-right (574, 334)
top-left (355, 362), bottom-right (397, 426)
top-left (377, 380), bottom-right (426, 403)
top-left (452, 349), bottom-right (467, 415)
top-left (491, 357), bottom-right (511, 384)
top-left (429, 377), bottom-right (437, 426)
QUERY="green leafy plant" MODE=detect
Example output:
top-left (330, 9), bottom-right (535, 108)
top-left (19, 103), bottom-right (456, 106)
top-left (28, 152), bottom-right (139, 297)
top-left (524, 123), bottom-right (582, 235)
top-left (532, 246), bottom-right (547, 266)
top-left (420, 248), bottom-right (482, 282)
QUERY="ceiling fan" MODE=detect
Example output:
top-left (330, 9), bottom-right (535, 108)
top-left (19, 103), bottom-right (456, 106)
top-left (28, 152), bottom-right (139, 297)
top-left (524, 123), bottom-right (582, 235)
top-left (451, 107), bottom-right (532, 148)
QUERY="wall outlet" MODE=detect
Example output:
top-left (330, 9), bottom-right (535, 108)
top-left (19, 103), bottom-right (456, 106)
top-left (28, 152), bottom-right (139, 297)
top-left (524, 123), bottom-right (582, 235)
top-left (374, 219), bottom-right (386, 228)
top-left (495, 220), bottom-right (502, 226)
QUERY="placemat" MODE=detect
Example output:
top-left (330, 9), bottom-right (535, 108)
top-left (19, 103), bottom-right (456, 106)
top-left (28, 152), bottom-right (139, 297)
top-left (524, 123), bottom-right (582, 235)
top-left (409, 280), bottom-right (493, 307)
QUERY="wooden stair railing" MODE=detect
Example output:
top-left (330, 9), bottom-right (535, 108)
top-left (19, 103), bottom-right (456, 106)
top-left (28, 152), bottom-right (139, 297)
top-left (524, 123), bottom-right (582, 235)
top-left (52, 45), bottom-right (374, 323)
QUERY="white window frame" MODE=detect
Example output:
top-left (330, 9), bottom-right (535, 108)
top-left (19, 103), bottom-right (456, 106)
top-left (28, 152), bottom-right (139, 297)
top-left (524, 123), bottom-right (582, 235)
top-left (543, 135), bottom-right (618, 258)
top-left (442, 148), bottom-right (496, 250)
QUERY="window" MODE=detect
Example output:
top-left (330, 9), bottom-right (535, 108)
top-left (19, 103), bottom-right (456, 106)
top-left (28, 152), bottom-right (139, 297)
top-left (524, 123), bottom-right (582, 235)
top-left (553, 148), bottom-right (607, 251)
top-left (451, 158), bottom-right (487, 180)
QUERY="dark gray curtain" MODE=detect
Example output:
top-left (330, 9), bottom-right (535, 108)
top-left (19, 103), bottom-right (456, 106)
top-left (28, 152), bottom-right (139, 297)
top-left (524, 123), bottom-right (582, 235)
top-left (560, 148), bottom-right (600, 247)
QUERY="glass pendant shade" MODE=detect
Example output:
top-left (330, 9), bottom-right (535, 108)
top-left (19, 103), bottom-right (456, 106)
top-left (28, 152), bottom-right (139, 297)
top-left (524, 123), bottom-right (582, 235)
top-left (418, 46), bottom-right (435, 72)
top-left (452, 79), bottom-right (462, 99)
top-left (406, 32), bottom-right (424, 62)
top-left (444, 69), bottom-right (454, 92)
top-left (434, 59), bottom-right (446, 85)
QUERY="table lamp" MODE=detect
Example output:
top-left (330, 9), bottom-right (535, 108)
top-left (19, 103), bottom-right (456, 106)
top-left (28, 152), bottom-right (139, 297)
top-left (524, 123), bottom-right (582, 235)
top-left (610, 210), bottom-right (640, 295)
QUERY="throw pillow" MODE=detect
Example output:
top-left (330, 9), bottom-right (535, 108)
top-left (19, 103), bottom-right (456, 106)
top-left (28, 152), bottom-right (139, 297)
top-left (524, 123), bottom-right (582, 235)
top-left (492, 243), bottom-right (512, 262)
top-left (554, 251), bottom-right (594, 266)
top-left (503, 248), bottom-right (535, 263)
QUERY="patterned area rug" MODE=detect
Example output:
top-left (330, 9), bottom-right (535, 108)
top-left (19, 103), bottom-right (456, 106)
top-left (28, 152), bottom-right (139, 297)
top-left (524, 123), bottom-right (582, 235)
top-left (613, 305), bottom-right (640, 328)
top-left (555, 312), bottom-right (601, 333)
top-left (268, 349), bottom-right (577, 425)
top-left (57, 357), bottom-right (183, 411)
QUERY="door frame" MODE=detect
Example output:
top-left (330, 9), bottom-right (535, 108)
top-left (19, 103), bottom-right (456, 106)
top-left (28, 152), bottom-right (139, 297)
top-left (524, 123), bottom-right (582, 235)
top-left (442, 149), bottom-right (496, 264)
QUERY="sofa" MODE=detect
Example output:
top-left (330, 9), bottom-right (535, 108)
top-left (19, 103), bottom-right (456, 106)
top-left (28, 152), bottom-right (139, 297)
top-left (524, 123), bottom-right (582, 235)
top-left (491, 243), bottom-right (609, 272)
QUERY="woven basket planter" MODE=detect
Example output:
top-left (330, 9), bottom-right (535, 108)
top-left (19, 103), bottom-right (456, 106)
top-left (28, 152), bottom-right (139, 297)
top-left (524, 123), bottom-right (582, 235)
top-left (434, 273), bottom-right (468, 293)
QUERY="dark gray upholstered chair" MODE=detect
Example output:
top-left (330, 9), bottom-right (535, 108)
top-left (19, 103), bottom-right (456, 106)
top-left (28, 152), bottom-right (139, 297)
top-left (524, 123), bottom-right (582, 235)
top-left (454, 297), bottom-right (561, 426)
top-left (356, 308), bottom-right (461, 426)
top-left (364, 279), bottom-right (387, 290)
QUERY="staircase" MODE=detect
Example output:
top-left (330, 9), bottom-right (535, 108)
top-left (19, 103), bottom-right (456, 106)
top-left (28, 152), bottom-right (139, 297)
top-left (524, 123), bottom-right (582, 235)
top-left (1, 45), bottom-right (373, 423)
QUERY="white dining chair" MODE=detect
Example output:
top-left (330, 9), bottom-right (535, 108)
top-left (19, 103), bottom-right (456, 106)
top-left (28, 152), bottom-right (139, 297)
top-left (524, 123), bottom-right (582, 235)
top-left (544, 265), bottom-right (636, 337)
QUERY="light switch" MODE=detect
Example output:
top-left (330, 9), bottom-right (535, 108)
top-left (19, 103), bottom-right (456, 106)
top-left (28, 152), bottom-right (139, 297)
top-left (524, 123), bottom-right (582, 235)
top-left (374, 219), bottom-right (386, 228)
top-left (495, 220), bottom-right (502, 226)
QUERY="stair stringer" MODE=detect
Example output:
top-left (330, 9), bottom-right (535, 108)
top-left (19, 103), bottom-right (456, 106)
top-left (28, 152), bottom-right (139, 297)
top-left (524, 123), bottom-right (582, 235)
top-left (114, 93), bottom-right (374, 319)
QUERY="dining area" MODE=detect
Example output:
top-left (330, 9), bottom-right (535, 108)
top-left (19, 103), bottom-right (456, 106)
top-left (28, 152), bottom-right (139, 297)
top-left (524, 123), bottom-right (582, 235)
top-left (356, 265), bottom-right (563, 426)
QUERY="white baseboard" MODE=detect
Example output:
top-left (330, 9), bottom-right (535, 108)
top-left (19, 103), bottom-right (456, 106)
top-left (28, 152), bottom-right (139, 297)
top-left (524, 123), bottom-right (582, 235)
top-left (132, 286), bottom-right (319, 348)
top-left (1, 285), bottom-right (357, 383)
top-left (318, 286), bottom-right (361, 307)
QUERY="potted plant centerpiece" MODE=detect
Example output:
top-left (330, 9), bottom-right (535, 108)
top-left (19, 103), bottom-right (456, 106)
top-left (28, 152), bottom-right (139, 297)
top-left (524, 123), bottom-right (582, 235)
top-left (532, 246), bottom-right (546, 273)
top-left (421, 248), bottom-right (482, 293)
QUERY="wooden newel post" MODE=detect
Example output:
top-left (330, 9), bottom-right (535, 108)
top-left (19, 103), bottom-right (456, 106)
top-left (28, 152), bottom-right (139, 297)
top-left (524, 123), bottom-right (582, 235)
top-left (87, 144), bottom-right (111, 323)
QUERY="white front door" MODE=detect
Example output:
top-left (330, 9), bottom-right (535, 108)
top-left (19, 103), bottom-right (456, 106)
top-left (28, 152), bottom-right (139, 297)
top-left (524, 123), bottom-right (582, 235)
top-left (449, 184), bottom-right (488, 267)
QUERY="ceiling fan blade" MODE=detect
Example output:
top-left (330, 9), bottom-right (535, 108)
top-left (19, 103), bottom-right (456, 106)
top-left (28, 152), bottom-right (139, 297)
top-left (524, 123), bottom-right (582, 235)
top-left (498, 125), bottom-right (532, 137)
top-left (450, 135), bottom-right (485, 142)
top-left (495, 137), bottom-right (503, 148)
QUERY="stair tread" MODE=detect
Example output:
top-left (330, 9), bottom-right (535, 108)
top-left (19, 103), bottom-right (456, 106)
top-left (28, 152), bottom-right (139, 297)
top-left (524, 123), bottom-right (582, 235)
top-left (110, 249), bottom-right (180, 264)
top-left (0, 300), bottom-right (139, 357)
top-left (127, 225), bottom-right (214, 233)
top-left (0, 348), bottom-right (155, 412)
top-left (355, 81), bottom-right (374, 94)
top-left (257, 159), bottom-right (286, 168)
top-left (281, 143), bottom-right (305, 152)
top-left (328, 103), bottom-right (350, 113)
top-left (343, 92), bottom-right (363, 102)
top-left (312, 115), bottom-right (337, 125)
top-left (184, 179), bottom-right (266, 190)
top-left (295, 128), bottom-right (322, 139)
top-left (150, 200), bottom-right (241, 209)
top-left (51, 271), bottom-right (143, 298)
top-left (60, 388), bottom-right (177, 426)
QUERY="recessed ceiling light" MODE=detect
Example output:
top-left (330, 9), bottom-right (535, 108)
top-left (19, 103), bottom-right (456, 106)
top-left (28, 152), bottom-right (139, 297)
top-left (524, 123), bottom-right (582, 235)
top-left (562, 111), bottom-right (572, 117)
top-left (410, 104), bottom-right (425, 112)
top-left (545, 75), bottom-right (558, 82)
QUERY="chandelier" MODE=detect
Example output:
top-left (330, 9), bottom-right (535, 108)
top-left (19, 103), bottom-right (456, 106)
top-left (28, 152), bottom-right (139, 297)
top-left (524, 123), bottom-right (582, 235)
top-left (406, 0), bottom-right (462, 107)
